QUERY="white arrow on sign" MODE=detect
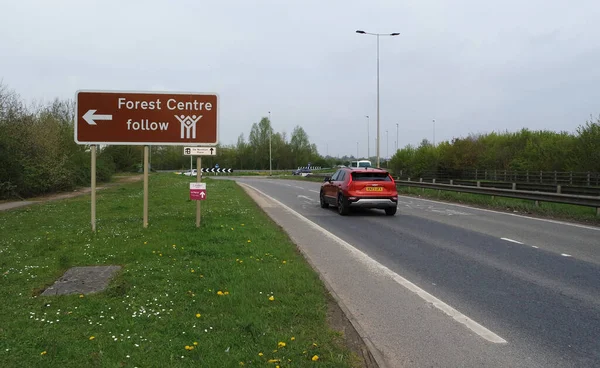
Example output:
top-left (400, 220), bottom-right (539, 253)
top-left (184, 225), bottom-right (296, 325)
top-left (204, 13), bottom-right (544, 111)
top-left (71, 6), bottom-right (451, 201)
top-left (83, 109), bottom-right (113, 125)
top-left (200, 191), bottom-right (206, 199)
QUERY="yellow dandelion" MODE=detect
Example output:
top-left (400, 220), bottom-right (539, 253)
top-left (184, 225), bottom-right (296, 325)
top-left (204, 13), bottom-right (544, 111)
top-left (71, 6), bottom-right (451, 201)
top-left (241, 223), bottom-right (245, 226)
top-left (159, 253), bottom-right (163, 257)
top-left (191, 269), bottom-right (195, 273)
top-left (231, 227), bottom-right (234, 230)
top-left (276, 366), bottom-right (280, 368)
top-left (282, 260), bottom-right (287, 264)
top-left (193, 342), bottom-right (198, 346)
top-left (277, 341), bottom-right (286, 348)
top-left (196, 313), bottom-right (201, 318)
top-left (217, 291), bottom-right (224, 296)
top-left (247, 240), bottom-right (251, 243)
top-left (312, 343), bottom-right (318, 347)
top-left (144, 241), bottom-right (147, 245)
top-left (224, 291), bottom-right (230, 295)
top-left (152, 251), bottom-right (156, 253)
top-left (200, 274), bottom-right (204, 278)
top-left (239, 363), bottom-right (245, 366)
top-left (272, 349), bottom-right (278, 353)
top-left (312, 355), bottom-right (319, 361)
top-left (89, 336), bottom-right (95, 340)
top-left (291, 337), bottom-right (295, 341)
top-left (258, 352), bottom-right (264, 356)
top-left (79, 294), bottom-right (84, 298)
top-left (269, 295), bottom-right (275, 301)
top-left (239, 260), bottom-right (243, 263)
top-left (268, 358), bottom-right (279, 362)
top-left (40, 351), bottom-right (47, 355)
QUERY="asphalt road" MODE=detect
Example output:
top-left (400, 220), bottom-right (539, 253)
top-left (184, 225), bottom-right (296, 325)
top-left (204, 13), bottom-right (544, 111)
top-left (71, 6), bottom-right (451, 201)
top-left (224, 177), bottom-right (600, 368)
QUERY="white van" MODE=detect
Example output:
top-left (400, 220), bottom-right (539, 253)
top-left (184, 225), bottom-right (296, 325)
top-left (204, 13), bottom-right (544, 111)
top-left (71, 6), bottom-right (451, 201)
top-left (349, 160), bottom-right (372, 168)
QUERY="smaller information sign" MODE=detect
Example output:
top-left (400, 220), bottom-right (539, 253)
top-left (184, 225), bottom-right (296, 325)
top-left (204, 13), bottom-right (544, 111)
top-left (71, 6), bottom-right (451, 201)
top-left (190, 182), bottom-right (207, 201)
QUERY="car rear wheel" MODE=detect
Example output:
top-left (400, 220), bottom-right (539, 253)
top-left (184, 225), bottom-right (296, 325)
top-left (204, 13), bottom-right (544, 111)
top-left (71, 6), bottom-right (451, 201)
top-left (385, 207), bottom-right (397, 216)
top-left (320, 190), bottom-right (329, 209)
top-left (337, 193), bottom-right (349, 216)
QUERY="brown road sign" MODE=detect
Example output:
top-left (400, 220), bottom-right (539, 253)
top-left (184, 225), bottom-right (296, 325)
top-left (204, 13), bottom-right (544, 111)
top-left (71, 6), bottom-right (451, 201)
top-left (75, 90), bottom-right (218, 145)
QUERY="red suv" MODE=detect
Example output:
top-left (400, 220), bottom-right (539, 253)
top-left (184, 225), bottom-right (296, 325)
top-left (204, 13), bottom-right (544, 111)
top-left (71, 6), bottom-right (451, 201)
top-left (320, 167), bottom-right (398, 216)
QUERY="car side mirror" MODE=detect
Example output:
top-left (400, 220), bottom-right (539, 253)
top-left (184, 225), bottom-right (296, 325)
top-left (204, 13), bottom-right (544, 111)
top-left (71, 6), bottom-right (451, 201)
top-left (324, 176), bottom-right (330, 182)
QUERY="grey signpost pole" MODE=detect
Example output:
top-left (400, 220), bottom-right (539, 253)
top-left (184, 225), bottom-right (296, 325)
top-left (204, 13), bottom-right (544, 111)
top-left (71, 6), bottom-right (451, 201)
top-left (91, 145), bottom-right (97, 232)
top-left (143, 146), bottom-right (149, 228)
top-left (196, 157), bottom-right (202, 227)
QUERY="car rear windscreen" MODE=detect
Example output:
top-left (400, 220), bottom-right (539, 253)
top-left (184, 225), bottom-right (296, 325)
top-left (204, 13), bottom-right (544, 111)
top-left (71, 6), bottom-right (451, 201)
top-left (351, 172), bottom-right (392, 181)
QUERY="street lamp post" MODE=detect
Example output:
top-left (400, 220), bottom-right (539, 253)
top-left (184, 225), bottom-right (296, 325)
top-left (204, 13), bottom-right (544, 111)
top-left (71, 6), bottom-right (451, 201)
top-left (396, 123), bottom-right (399, 152)
top-left (356, 30), bottom-right (400, 168)
top-left (365, 115), bottom-right (370, 160)
top-left (386, 130), bottom-right (389, 162)
top-left (268, 111), bottom-right (272, 176)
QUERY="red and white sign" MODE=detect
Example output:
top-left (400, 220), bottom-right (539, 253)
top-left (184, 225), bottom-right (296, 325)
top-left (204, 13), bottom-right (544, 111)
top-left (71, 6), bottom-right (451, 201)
top-left (75, 90), bottom-right (219, 145)
top-left (190, 182), bottom-right (206, 201)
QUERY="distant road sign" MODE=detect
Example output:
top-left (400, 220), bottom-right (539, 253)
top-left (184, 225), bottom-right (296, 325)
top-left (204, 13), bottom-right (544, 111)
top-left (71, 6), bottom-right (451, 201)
top-left (201, 168), bottom-right (233, 173)
top-left (75, 90), bottom-right (219, 145)
top-left (183, 147), bottom-right (217, 156)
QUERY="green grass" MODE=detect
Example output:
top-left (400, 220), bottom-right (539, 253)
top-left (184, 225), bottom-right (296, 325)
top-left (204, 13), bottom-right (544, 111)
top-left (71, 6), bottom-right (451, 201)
top-left (397, 186), bottom-right (600, 224)
top-left (0, 174), bottom-right (359, 367)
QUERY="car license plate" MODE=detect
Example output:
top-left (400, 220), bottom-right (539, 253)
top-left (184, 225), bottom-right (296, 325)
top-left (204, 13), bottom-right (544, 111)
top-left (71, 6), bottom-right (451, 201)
top-left (365, 187), bottom-right (383, 192)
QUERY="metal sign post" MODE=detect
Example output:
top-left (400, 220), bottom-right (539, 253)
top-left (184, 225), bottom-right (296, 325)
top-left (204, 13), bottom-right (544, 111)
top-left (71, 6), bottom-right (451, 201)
top-left (91, 145), bottom-right (97, 232)
top-left (143, 146), bottom-right (149, 228)
top-left (196, 157), bottom-right (202, 227)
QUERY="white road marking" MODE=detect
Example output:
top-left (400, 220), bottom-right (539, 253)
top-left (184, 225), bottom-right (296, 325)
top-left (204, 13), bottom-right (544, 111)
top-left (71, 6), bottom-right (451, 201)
top-left (561, 253), bottom-right (572, 257)
top-left (297, 195), bottom-right (316, 202)
top-left (532, 246), bottom-right (539, 249)
top-left (501, 238), bottom-right (524, 245)
top-left (292, 185), bottom-right (305, 190)
top-left (399, 195), bottom-right (600, 231)
top-left (242, 183), bottom-right (507, 344)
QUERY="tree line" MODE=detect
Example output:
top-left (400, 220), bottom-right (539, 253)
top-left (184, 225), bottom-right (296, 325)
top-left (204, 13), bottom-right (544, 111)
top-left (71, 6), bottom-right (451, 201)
top-left (389, 119), bottom-right (600, 178)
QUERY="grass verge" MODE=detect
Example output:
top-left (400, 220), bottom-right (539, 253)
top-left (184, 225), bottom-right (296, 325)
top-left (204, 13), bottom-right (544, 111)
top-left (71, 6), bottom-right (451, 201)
top-left (397, 186), bottom-right (600, 224)
top-left (0, 174), bottom-right (360, 367)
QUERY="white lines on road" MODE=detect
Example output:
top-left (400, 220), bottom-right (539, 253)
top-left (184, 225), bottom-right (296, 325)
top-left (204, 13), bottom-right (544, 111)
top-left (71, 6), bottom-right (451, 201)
top-left (292, 185), bottom-right (305, 190)
top-left (297, 195), bottom-right (316, 203)
top-left (244, 184), bottom-right (507, 344)
top-left (501, 238), bottom-right (524, 245)
top-left (400, 195), bottom-right (600, 231)
top-left (561, 253), bottom-right (572, 257)
top-left (531, 246), bottom-right (539, 249)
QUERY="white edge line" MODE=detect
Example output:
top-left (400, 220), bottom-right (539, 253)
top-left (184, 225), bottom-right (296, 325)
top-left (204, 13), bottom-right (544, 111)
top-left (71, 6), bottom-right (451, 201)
top-left (400, 195), bottom-right (600, 231)
top-left (500, 237), bottom-right (524, 245)
top-left (241, 183), bottom-right (507, 344)
top-left (561, 253), bottom-right (572, 257)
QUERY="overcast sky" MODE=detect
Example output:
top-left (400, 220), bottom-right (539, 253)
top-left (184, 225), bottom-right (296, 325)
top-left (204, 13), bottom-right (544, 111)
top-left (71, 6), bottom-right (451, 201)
top-left (2, 0), bottom-right (599, 158)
